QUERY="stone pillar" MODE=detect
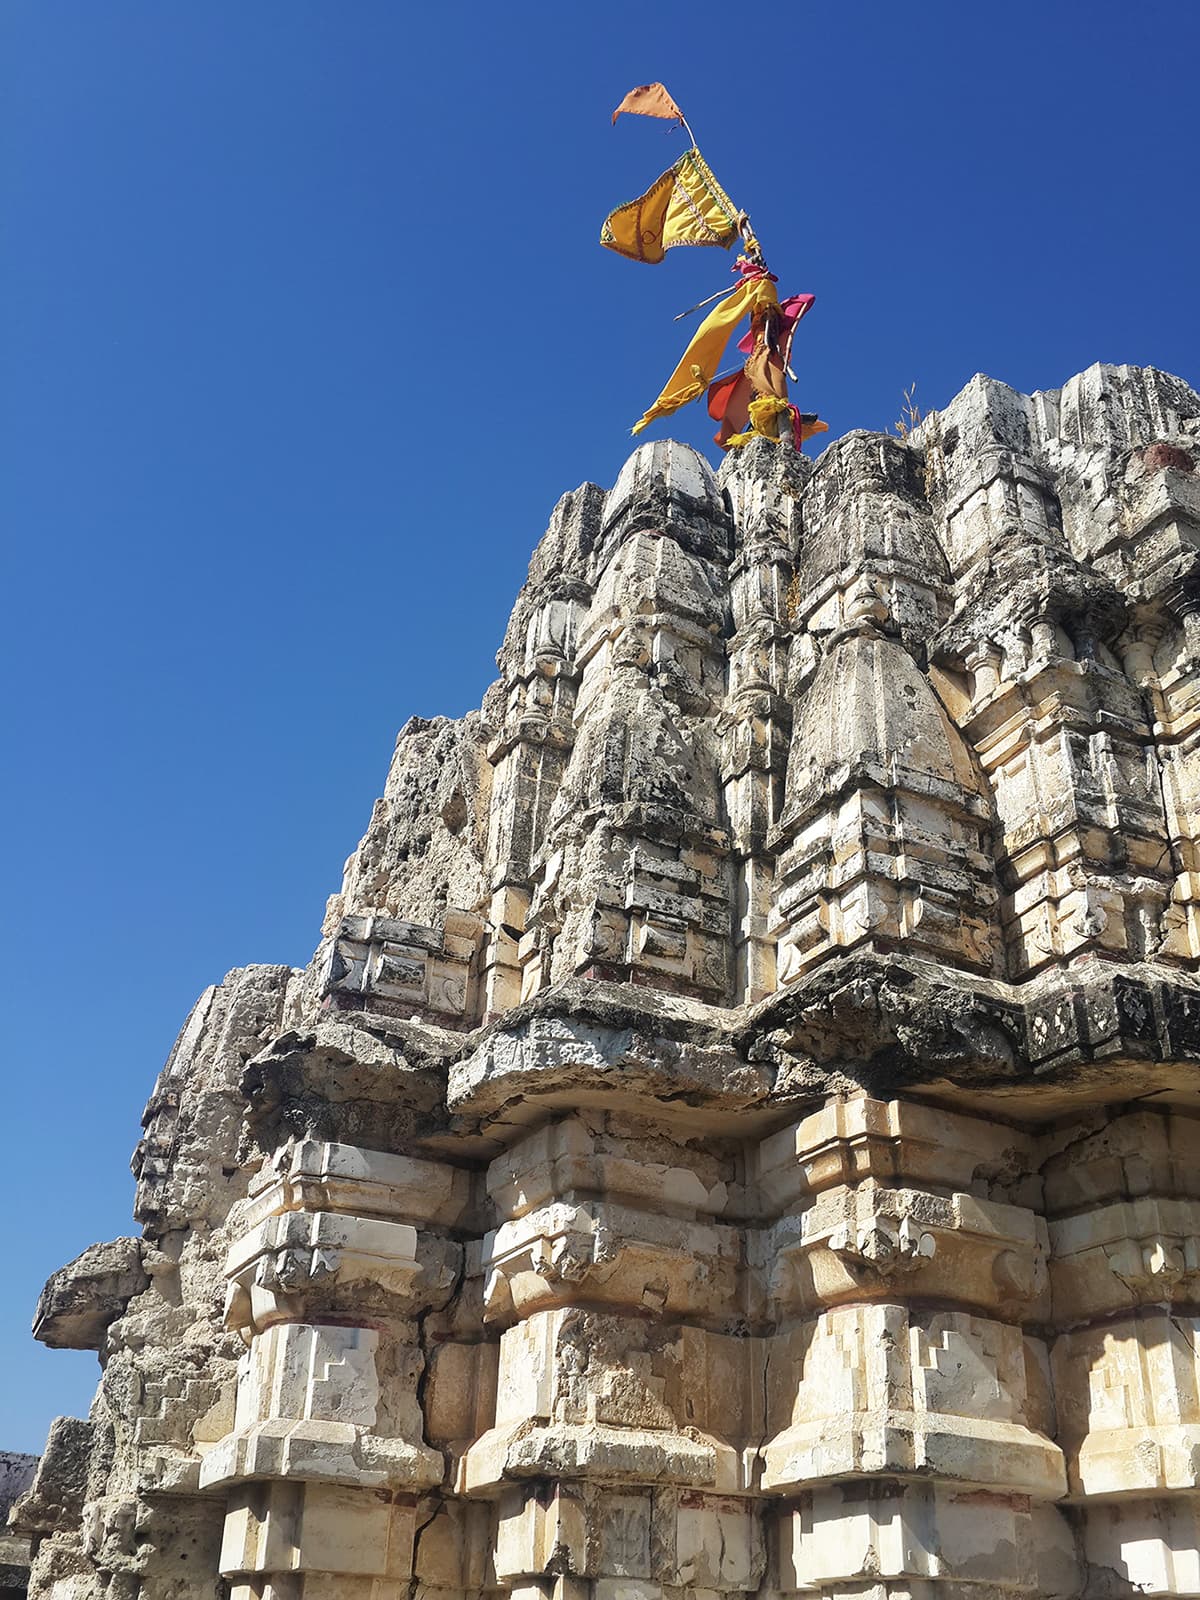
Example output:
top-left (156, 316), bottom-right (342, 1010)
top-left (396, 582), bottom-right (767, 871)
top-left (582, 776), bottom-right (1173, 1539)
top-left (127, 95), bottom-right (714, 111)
top-left (518, 442), bottom-right (736, 1006)
top-left (462, 1112), bottom-right (763, 1600)
top-left (206, 1140), bottom-right (468, 1600)
top-left (758, 1093), bottom-right (1077, 1599)
top-left (1045, 1109), bottom-right (1200, 1598)
top-left (481, 486), bottom-right (603, 1017)
top-left (718, 442), bottom-right (807, 1002)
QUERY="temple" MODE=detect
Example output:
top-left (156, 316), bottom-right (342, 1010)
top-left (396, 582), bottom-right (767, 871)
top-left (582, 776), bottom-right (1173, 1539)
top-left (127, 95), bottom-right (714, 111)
top-left (13, 361), bottom-right (1200, 1600)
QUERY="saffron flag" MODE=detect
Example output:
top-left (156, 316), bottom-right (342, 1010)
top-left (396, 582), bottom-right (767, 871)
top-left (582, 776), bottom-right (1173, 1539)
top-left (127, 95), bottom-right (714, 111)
top-left (600, 148), bottom-right (738, 265)
top-left (611, 82), bottom-right (685, 126)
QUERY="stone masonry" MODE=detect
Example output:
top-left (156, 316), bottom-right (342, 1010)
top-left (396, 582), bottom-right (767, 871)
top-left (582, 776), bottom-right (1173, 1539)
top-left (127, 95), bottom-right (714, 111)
top-left (13, 362), bottom-right (1200, 1600)
top-left (1, 1454), bottom-right (39, 1599)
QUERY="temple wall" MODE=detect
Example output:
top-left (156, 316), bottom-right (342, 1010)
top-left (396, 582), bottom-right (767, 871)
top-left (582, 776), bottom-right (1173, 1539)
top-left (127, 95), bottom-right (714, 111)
top-left (14, 363), bottom-right (1200, 1600)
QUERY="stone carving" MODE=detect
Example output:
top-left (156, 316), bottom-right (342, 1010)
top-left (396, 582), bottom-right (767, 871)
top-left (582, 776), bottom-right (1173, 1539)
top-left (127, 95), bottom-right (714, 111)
top-left (14, 363), bottom-right (1200, 1600)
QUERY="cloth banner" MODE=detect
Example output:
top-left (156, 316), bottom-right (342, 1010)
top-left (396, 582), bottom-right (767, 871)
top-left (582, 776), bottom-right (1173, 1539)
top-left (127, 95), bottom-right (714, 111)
top-left (601, 148), bottom-right (738, 265)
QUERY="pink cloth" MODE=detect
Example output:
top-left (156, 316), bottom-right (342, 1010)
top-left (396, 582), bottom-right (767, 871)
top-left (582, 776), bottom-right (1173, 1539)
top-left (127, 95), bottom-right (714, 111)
top-left (736, 292), bottom-right (815, 355)
top-left (733, 256), bottom-right (776, 279)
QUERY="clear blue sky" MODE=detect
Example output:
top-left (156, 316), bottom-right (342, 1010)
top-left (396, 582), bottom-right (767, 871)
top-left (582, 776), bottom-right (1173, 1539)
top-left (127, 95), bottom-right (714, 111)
top-left (2, 1), bottom-right (1197, 1454)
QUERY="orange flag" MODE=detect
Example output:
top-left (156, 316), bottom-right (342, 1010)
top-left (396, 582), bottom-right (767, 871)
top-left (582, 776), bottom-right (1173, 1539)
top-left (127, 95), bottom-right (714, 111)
top-left (611, 82), bottom-right (685, 126)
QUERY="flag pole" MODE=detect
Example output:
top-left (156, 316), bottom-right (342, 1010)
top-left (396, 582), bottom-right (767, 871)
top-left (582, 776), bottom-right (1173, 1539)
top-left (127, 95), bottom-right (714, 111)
top-left (735, 210), bottom-right (765, 268)
top-left (674, 285), bottom-right (740, 322)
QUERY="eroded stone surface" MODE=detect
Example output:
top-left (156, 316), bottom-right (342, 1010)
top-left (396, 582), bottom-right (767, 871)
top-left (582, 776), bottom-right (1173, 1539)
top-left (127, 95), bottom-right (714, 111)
top-left (16, 363), bottom-right (1200, 1600)
top-left (0, 1453), bottom-right (38, 1599)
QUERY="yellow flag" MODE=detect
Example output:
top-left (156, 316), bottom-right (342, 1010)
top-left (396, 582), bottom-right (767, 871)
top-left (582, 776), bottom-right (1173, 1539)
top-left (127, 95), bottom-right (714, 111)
top-left (632, 274), bottom-right (778, 434)
top-left (600, 148), bottom-right (738, 265)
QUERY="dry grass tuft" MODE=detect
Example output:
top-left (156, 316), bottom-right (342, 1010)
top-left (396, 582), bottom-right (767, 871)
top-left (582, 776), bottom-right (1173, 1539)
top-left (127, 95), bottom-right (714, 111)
top-left (894, 384), bottom-right (923, 440)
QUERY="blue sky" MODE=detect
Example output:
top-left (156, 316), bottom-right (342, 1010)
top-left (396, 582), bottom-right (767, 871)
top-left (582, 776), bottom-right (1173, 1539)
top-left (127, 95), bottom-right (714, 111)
top-left (2, 0), bottom-right (1197, 1453)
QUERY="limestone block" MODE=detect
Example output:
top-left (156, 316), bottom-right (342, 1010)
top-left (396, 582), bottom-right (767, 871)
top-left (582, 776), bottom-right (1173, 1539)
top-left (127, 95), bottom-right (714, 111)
top-left (770, 625), bottom-right (999, 980)
top-left (132, 962), bottom-right (297, 1235)
top-left (1078, 1496), bottom-right (1200, 1597)
top-left (598, 440), bottom-right (729, 566)
top-left (948, 655), bottom-right (1174, 976)
top-left (673, 1492), bottom-right (763, 1589)
top-left (9, 1420), bottom-right (92, 1539)
top-left (720, 432), bottom-right (808, 524)
top-left (580, 534), bottom-right (725, 667)
top-left (447, 992), bottom-right (772, 1132)
top-left (200, 1315), bottom-right (442, 1494)
top-left (792, 431), bottom-right (946, 603)
top-left (493, 1483), bottom-right (763, 1590)
top-left (463, 1310), bottom-right (747, 1494)
top-left (243, 1140), bottom-right (471, 1231)
top-left (223, 1211), bottom-right (421, 1332)
top-left (761, 1303), bottom-right (1065, 1499)
top-left (774, 1480), bottom-right (1080, 1597)
top-left (481, 1196), bottom-right (740, 1322)
top-left (328, 709), bottom-right (492, 956)
top-left (1048, 1197), bottom-right (1200, 1320)
top-left (767, 1181), bottom-right (1048, 1320)
top-left (493, 1484), bottom-right (591, 1581)
top-left (131, 1364), bottom-right (233, 1456)
top-left (321, 911), bottom-right (477, 1025)
top-left (411, 1496), bottom-right (496, 1594)
top-left (423, 1341), bottom-right (499, 1450)
top-left (756, 1094), bottom-right (1040, 1213)
top-left (482, 910), bottom-right (531, 1018)
top-left (927, 373), bottom-right (1039, 568)
top-left (491, 1310), bottom-right (561, 1428)
top-left (236, 1323), bottom-right (381, 1430)
top-left (1040, 1110), bottom-right (1200, 1212)
top-left (1040, 364), bottom-right (1200, 560)
top-left (486, 1117), bottom-right (731, 1221)
top-left (219, 1481), bottom-right (416, 1582)
top-left (465, 1417), bottom-right (739, 1498)
top-left (1052, 1310), bottom-right (1200, 1497)
top-left (202, 1417), bottom-right (380, 1491)
top-left (32, 1239), bottom-right (149, 1351)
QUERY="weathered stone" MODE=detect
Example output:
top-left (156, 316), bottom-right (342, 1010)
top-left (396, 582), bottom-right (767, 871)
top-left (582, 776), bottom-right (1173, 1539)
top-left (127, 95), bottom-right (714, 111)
top-left (22, 363), bottom-right (1200, 1600)
top-left (32, 1240), bottom-right (149, 1352)
top-left (0, 1452), bottom-right (38, 1599)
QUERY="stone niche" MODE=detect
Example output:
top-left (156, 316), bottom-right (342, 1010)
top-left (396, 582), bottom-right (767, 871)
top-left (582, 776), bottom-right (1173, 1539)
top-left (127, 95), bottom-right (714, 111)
top-left (17, 363), bottom-right (1200, 1600)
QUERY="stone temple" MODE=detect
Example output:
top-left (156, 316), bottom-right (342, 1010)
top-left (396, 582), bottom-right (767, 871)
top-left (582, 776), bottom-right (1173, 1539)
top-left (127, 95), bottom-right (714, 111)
top-left (14, 362), bottom-right (1200, 1600)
